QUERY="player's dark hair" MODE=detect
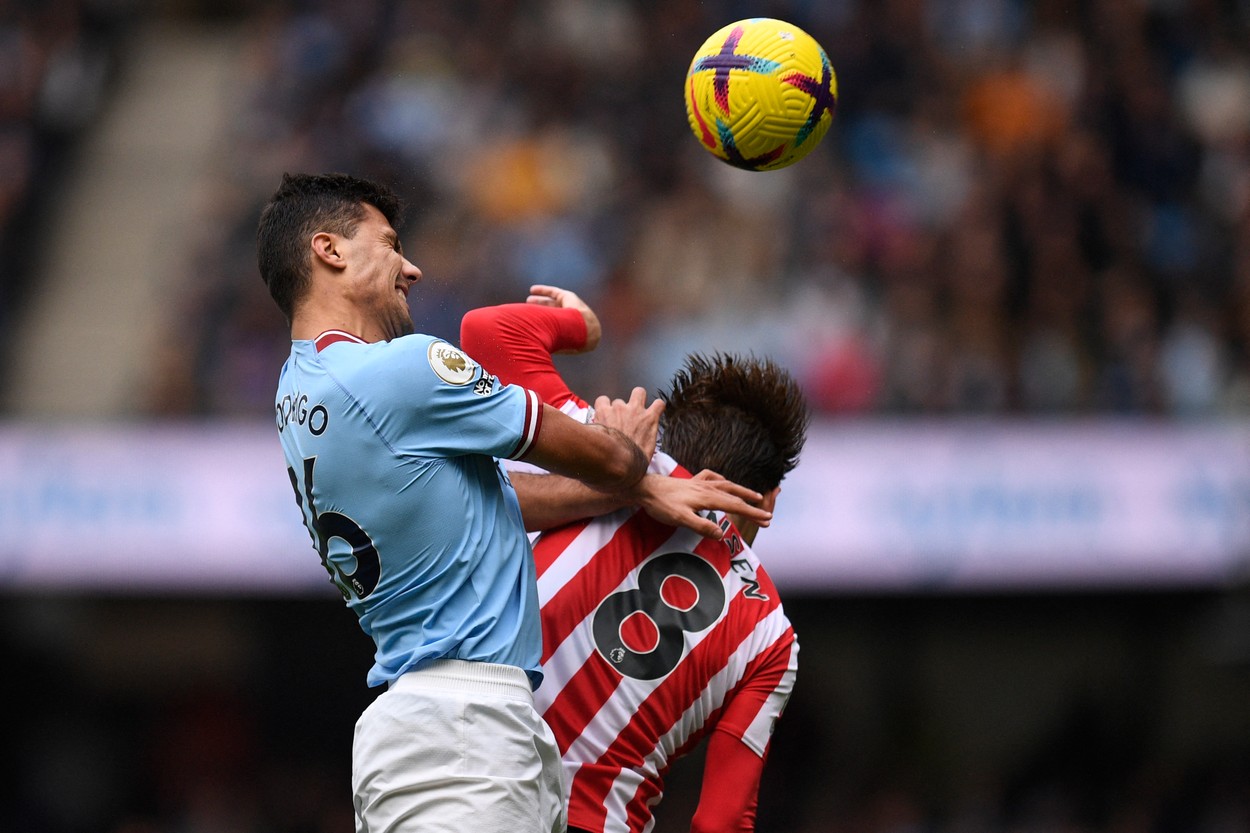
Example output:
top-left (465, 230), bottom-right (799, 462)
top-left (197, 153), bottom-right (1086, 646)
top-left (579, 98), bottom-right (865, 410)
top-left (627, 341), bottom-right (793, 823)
top-left (256, 172), bottom-right (404, 322)
top-left (659, 353), bottom-right (809, 494)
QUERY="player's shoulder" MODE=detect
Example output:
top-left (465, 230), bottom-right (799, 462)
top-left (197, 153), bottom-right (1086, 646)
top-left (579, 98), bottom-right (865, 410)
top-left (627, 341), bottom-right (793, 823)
top-left (396, 334), bottom-right (483, 387)
top-left (326, 334), bottom-right (483, 388)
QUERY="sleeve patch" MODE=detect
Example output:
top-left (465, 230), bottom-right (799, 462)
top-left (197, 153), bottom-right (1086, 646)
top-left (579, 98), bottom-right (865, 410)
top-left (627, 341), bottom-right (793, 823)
top-left (427, 340), bottom-right (478, 386)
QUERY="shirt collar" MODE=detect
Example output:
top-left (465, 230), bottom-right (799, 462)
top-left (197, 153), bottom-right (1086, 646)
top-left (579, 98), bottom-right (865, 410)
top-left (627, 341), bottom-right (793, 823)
top-left (314, 330), bottom-right (367, 351)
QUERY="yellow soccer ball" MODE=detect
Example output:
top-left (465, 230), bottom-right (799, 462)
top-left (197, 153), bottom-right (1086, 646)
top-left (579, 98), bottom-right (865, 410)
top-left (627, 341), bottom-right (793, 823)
top-left (685, 18), bottom-right (838, 171)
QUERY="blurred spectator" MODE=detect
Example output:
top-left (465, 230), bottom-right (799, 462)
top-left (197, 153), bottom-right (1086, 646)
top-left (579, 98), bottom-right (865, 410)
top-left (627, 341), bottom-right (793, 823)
top-left (89, 0), bottom-right (1250, 420)
top-left (0, 0), bottom-right (122, 384)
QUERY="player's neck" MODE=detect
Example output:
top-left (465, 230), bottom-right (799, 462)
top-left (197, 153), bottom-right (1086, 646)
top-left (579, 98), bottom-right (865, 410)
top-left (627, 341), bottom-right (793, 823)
top-left (291, 305), bottom-right (378, 343)
top-left (727, 514), bottom-right (761, 547)
top-left (727, 487), bottom-right (776, 547)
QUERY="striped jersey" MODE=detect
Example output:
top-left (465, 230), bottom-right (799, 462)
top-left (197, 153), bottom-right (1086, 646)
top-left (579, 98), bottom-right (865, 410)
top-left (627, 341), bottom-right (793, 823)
top-left (461, 303), bottom-right (799, 832)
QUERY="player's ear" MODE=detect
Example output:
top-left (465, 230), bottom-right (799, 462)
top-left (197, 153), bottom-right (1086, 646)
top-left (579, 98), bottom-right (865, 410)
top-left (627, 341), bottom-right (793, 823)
top-left (760, 486), bottom-right (780, 513)
top-left (311, 231), bottom-right (345, 270)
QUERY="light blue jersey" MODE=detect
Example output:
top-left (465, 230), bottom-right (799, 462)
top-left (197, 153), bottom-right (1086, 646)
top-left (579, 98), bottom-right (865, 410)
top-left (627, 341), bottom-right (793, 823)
top-left (275, 330), bottom-right (546, 689)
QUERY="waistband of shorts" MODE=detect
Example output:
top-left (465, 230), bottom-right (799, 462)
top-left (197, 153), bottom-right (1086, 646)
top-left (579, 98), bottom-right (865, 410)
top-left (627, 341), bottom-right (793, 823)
top-left (388, 659), bottom-right (534, 701)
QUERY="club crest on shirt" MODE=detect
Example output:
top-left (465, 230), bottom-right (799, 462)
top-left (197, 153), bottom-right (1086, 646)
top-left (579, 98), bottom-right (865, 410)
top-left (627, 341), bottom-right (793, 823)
top-left (427, 341), bottom-right (477, 386)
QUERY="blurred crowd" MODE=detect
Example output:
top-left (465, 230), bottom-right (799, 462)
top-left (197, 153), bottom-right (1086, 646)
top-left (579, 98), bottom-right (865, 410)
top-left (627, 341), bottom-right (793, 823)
top-left (0, 0), bottom-right (122, 360)
top-left (122, 0), bottom-right (1250, 417)
top-left (5, 1), bottom-right (1250, 416)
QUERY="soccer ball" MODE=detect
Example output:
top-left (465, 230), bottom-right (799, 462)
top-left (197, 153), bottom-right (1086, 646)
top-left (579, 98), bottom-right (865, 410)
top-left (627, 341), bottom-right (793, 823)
top-left (685, 18), bottom-right (837, 171)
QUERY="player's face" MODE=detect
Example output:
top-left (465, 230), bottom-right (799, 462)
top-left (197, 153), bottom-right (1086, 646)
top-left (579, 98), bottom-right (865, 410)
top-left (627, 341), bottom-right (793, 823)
top-left (347, 204), bottom-right (422, 340)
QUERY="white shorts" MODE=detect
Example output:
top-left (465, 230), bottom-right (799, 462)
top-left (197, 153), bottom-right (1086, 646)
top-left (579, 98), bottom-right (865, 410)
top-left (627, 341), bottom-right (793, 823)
top-left (352, 659), bottom-right (566, 833)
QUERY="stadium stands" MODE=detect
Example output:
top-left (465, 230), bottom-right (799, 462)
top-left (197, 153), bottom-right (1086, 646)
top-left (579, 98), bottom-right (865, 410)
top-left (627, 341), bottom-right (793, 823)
top-left (2, 2), bottom-right (1248, 832)
top-left (92, 0), bottom-right (1250, 418)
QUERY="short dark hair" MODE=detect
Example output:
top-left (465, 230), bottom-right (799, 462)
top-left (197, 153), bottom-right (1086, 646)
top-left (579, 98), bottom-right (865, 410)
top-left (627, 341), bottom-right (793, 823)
top-left (659, 353), bottom-right (809, 494)
top-left (256, 172), bottom-right (404, 321)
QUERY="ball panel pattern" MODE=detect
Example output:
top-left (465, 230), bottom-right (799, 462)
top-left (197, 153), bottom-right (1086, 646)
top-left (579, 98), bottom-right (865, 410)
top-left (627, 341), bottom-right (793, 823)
top-left (685, 18), bottom-right (837, 171)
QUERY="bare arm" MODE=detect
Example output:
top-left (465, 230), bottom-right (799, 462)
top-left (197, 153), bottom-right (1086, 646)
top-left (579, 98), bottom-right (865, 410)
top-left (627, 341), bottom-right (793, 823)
top-left (519, 401), bottom-right (651, 492)
top-left (511, 469), bottom-right (772, 537)
top-left (510, 471), bottom-right (633, 531)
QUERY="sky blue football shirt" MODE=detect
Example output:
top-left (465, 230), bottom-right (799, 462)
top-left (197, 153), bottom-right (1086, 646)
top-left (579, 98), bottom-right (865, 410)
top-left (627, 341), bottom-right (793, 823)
top-left (275, 330), bottom-right (545, 688)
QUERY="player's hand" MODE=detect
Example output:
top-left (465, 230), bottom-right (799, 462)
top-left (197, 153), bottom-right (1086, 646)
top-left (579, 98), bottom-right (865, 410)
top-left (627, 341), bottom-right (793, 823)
top-left (592, 387), bottom-right (662, 462)
top-left (634, 470), bottom-right (772, 539)
top-left (528, 284), bottom-right (601, 353)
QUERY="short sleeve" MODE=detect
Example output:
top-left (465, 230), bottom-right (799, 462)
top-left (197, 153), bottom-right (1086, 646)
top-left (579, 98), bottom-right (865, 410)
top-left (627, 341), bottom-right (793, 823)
top-left (372, 336), bottom-right (544, 460)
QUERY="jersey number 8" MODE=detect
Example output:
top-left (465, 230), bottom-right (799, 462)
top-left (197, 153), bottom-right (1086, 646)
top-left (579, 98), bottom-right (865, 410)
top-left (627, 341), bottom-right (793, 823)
top-left (592, 552), bottom-right (725, 680)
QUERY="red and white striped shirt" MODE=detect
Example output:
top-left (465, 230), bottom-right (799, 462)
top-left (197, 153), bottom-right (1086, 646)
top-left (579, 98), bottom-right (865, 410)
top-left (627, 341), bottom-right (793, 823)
top-left (462, 303), bottom-right (799, 833)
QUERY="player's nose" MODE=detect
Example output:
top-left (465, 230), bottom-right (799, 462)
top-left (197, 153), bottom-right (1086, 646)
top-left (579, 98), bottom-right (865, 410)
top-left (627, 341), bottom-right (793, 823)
top-left (402, 258), bottom-right (422, 283)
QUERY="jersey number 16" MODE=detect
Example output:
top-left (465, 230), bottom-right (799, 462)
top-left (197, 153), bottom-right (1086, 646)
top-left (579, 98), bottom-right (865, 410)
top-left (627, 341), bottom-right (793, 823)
top-left (287, 456), bottom-right (381, 600)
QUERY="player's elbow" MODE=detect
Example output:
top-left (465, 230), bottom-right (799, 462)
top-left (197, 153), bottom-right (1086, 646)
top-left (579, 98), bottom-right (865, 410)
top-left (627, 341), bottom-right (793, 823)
top-left (585, 440), bottom-right (647, 491)
top-left (524, 410), bottom-right (648, 491)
